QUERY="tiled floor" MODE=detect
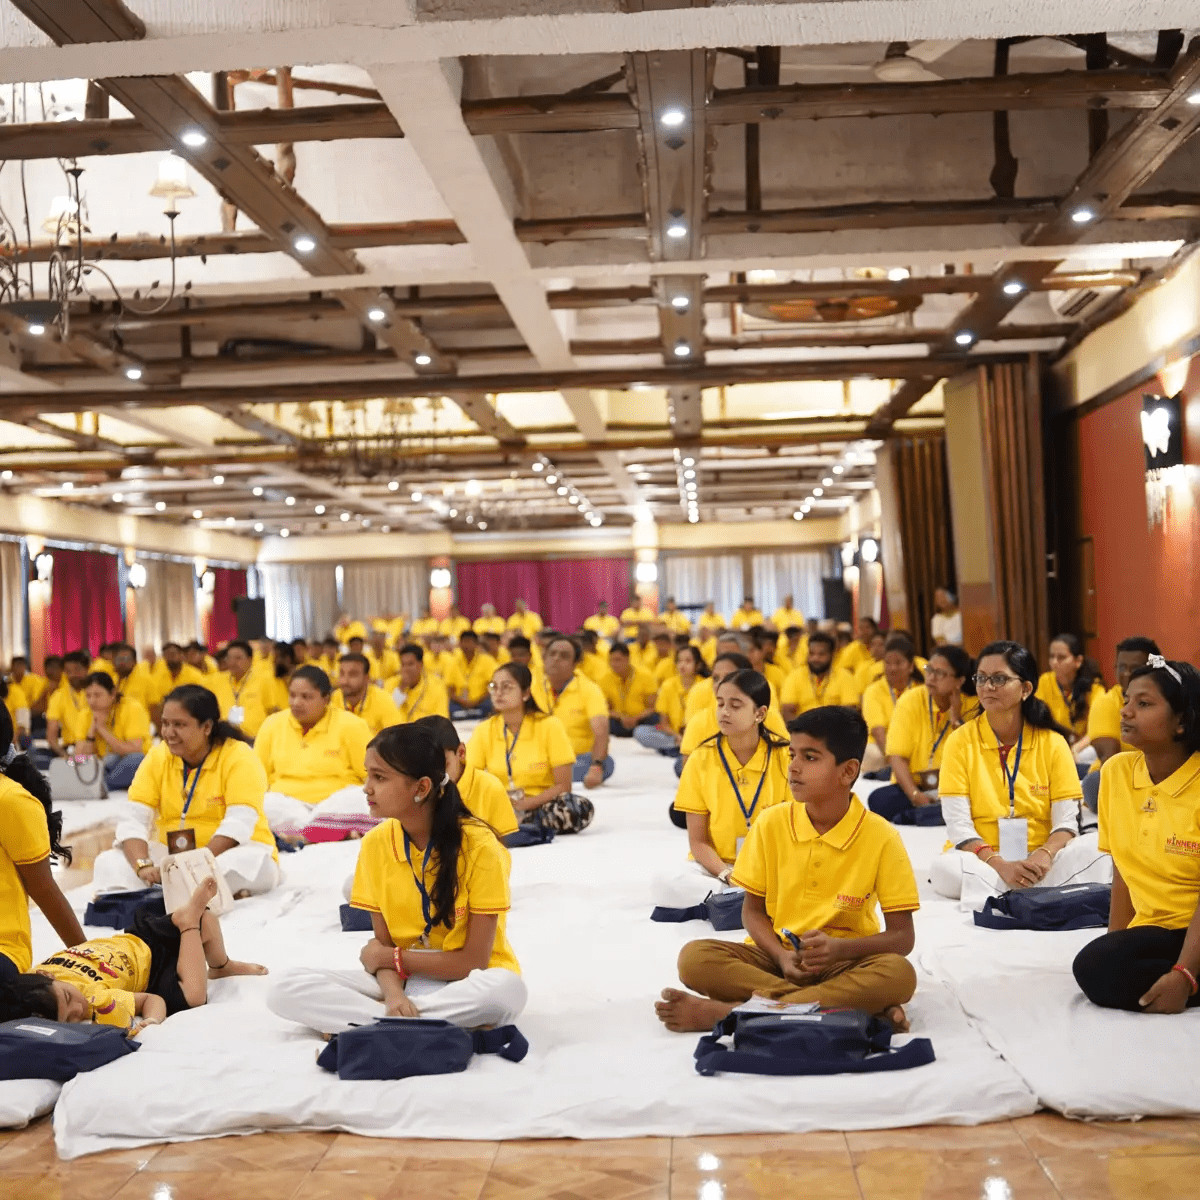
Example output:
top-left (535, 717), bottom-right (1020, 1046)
top-left (5, 1114), bottom-right (1200, 1199)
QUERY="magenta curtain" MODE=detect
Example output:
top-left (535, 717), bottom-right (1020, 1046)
top-left (46, 548), bottom-right (124, 656)
top-left (210, 567), bottom-right (248, 649)
top-left (454, 557), bottom-right (631, 633)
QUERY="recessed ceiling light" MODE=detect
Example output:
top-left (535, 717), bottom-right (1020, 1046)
top-left (556, 486), bottom-right (568, 496)
top-left (683, 469), bottom-right (696, 479)
top-left (660, 108), bottom-right (686, 127)
top-left (387, 480), bottom-right (399, 491)
top-left (414, 353), bottom-right (433, 366)
top-left (252, 486), bottom-right (263, 496)
top-left (674, 341), bottom-right (691, 357)
top-left (212, 474), bottom-right (224, 485)
top-left (532, 462), bottom-right (544, 472)
top-left (362, 518), bottom-right (370, 527)
top-left (666, 221), bottom-right (688, 239)
top-left (688, 512), bottom-right (699, 523)
top-left (254, 522), bottom-right (263, 532)
top-left (27, 323), bottom-right (45, 336)
top-left (1071, 207), bottom-right (1095, 224)
top-left (293, 234), bottom-right (316, 254)
top-left (670, 294), bottom-right (689, 309)
top-left (1189, 91), bottom-right (1200, 106)
top-left (111, 490), bottom-right (123, 501)
top-left (449, 508), bottom-right (458, 517)
top-left (125, 366), bottom-right (143, 380)
top-left (546, 475), bottom-right (558, 485)
top-left (886, 267), bottom-right (910, 282)
top-left (225, 516), bottom-right (235, 525)
top-left (813, 487), bottom-right (824, 497)
top-left (832, 464), bottom-right (844, 474)
top-left (822, 476), bottom-right (833, 486)
top-left (285, 495), bottom-right (295, 506)
top-left (478, 520), bottom-right (488, 530)
top-left (411, 491), bottom-right (423, 502)
top-left (155, 500), bottom-right (166, 510)
top-left (955, 332), bottom-right (975, 346)
top-left (280, 528), bottom-right (290, 538)
top-left (367, 306), bottom-right (387, 322)
top-left (1002, 281), bottom-right (1024, 296)
top-left (180, 129), bottom-right (207, 148)
top-left (381, 524), bottom-right (391, 533)
top-left (192, 508), bottom-right (203, 518)
top-left (61, 480), bottom-right (73, 491)
top-left (682, 457), bottom-right (695, 467)
top-left (341, 512), bottom-right (351, 522)
top-left (315, 504), bottom-right (325, 514)
top-left (793, 510), bottom-right (804, 520)
top-left (569, 496), bottom-right (580, 505)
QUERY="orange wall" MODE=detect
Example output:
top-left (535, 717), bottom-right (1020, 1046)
top-left (1077, 364), bottom-right (1200, 670)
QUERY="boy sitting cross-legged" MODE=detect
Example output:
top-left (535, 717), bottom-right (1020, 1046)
top-left (656, 705), bottom-right (920, 1033)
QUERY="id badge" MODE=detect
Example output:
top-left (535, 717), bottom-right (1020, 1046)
top-left (919, 769), bottom-right (940, 792)
top-left (228, 705), bottom-right (245, 725)
top-left (735, 836), bottom-right (746, 857)
top-left (168, 827), bottom-right (197, 854)
top-left (997, 817), bottom-right (1029, 863)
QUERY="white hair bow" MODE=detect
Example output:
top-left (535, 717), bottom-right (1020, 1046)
top-left (1148, 654), bottom-right (1182, 684)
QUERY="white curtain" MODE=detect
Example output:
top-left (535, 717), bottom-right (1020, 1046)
top-left (662, 554), bottom-right (745, 620)
top-left (0, 541), bottom-right (23, 662)
top-left (341, 560), bottom-right (427, 626)
top-left (751, 551), bottom-right (826, 622)
top-left (260, 563), bottom-right (339, 642)
top-left (135, 559), bottom-right (198, 653)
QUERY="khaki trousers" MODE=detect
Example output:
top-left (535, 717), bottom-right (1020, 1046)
top-left (679, 939), bottom-right (916, 1015)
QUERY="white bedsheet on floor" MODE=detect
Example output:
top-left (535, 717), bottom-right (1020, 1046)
top-left (57, 794), bottom-right (126, 836)
top-left (0, 1080), bottom-right (59, 1129)
top-left (35, 743), bottom-right (1038, 1155)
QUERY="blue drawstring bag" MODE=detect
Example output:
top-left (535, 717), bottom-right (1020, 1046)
top-left (316, 1017), bottom-right (528, 1080)
top-left (339, 904), bottom-right (374, 932)
top-left (0, 1018), bottom-right (140, 1082)
top-left (973, 883), bottom-right (1110, 931)
top-left (83, 887), bottom-right (165, 928)
top-left (890, 802), bottom-right (945, 826)
top-left (694, 1009), bottom-right (935, 1077)
top-left (651, 889), bottom-right (745, 931)
top-left (503, 823), bottom-right (555, 848)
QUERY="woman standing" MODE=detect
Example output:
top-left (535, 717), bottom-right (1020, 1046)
top-left (81, 672), bottom-right (152, 791)
top-left (1035, 633), bottom-right (1105, 767)
top-left (635, 644), bottom-right (710, 758)
top-left (930, 587), bottom-right (963, 647)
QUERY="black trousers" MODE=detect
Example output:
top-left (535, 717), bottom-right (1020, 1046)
top-left (608, 713), bottom-right (657, 737)
top-left (1072, 925), bottom-right (1200, 1012)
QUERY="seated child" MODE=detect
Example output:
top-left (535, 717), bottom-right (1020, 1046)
top-left (656, 705), bottom-right (920, 1033)
top-left (0, 878), bottom-right (266, 1034)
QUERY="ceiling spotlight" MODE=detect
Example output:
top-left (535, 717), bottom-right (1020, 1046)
top-left (387, 480), bottom-right (400, 491)
top-left (449, 508), bottom-right (458, 518)
top-left (285, 495), bottom-right (295, 506)
top-left (225, 516), bottom-right (235, 525)
top-left (340, 511), bottom-right (351, 522)
top-left (478, 520), bottom-right (488, 530)
top-left (832, 464), bottom-right (844, 474)
top-left (670, 294), bottom-right (689, 309)
top-left (254, 522), bottom-right (264, 532)
top-left (315, 504), bottom-right (326, 514)
top-left (569, 496), bottom-right (580, 505)
top-left (1189, 91), bottom-right (1200, 106)
top-left (280, 528), bottom-right (290, 538)
top-left (125, 366), bottom-right (143, 380)
top-left (212, 474), bottom-right (224, 485)
top-left (192, 509), bottom-right (203, 519)
top-left (683, 469), bottom-right (696, 479)
top-left (954, 331), bottom-right (975, 346)
top-left (886, 267), bottom-right (910, 282)
top-left (532, 461), bottom-right (544, 472)
top-left (1071, 207), bottom-right (1095, 224)
top-left (381, 524), bottom-right (391, 533)
top-left (813, 487), bottom-right (824, 497)
top-left (666, 220), bottom-right (688, 239)
top-left (546, 475), bottom-right (558, 485)
top-left (822, 476), bottom-right (833, 486)
top-left (414, 353), bottom-right (433, 366)
top-left (1002, 281), bottom-right (1024, 296)
top-left (180, 128), bottom-right (207, 148)
top-left (362, 518), bottom-right (371, 527)
top-left (682, 457), bottom-right (695, 467)
top-left (589, 516), bottom-right (602, 526)
top-left (367, 306), bottom-right (387, 323)
top-left (556, 486), bottom-right (568, 496)
top-left (466, 514), bottom-right (475, 524)
top-left (660, 107), bottom-right (686, 127)
top-left (155, 500), bottom-right (166, 510)
top-left (673, 341), bottom-right (691, 357)
top-left (60, 480), bottom-right (73, 491)
top-left (111, 491), bottom-right (123, 501)
top-left (411, 491), bottom-right (423, 502)
top-left (688, 512), bottom-right (699, 523)
top-left (252, 486), bottom-right (263, 497)
top-left (27, 323), bottom-right (45, 336)
top-left (293, 234), bottom-right (317, 254)
top-left (793, 510), bottom-right (804, 521)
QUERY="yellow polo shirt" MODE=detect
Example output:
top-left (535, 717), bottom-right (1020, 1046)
top-left (1035, 673), bottom-right (1106, 739)
top-left (679, 704), bottom-right (789, 756)
top-left (92, 697), bottom-right (152, 756)
top-left (675, 736), bottom-right (791, 863)
top-left (465, 713), bottom-right (574, 794)
top-left (254, 706), bottom-right (370, 804)
top-left (662, 610), bottom-right (692, 635)
top-left (149, 661), bottom-right (206, 705)
top-left (628, 643), bottom-right (659, 675)
top-left (781, 665), bottom-right (856, 712)
top-left (534, 672), bottom-right (608, 755)
top-left (600, 667), bottom-right (658, 719)
top-left (584, 613), bottom-right (621, 642)
top-left (3, 678), bottom-right (27, 729)
top-left (506, 611), bottom-right (544, 639)
top-left (332, 686), bottom-right (400, 736)
top-left (885, 685), bottom-right (981, 775)
top-left (129, 738), bottom-right (278, 858)
top-left (438, 615), bottom-right (472, 641)
top-left (410, 617), bottom-right (440, 641)
top-left (581, 650), bottom-right (609, 684)
top-left (473, 616), bottom-right (506, 637)
top-left (46, 684), bottom-right (92, 745)
top-left (776, 641), bottom-right (807, 675)
top-left (854, 658), bottom-right (885, 699)
top-left (1099, 750), bottom-right (1200, 930)
top-left (731, 608), bottom-right (764, 631)
top-left (426, 650), bottom-right (457, 682)
top-left (14, 673), bottom-right (45, 705)
top-left (385, 671), bottom-right (451, 722)
top-left (771, 607), bottom-right (805, 631)
top-left (38, 935), bottom-right (152, 1031)
top-left (0, 777), bottom-right (52, 973)
top-left (336, 620), bottom-right (369, 645)
top-left (113, 663), bottom-right (155, 710)
top-left (364, 647), bottom-right (400, 684)
top-left (938, 715), bottom-right (1082, 851)
top-left (1086, 684), bottom-right (1135, 772)
top-left (458, 764), bottom-right (519, 837)
top-left (448, 650), bottom-right (499, 706)
top-left (209, 670), bottom-right (269, 738)
top-left (620, 605), bottom-right (656, 637)
top-left (654, 656), bottom-right (677, 685)
top-left (698, 611), bottom-right (726, 633)
top-left (89, 657), bottom-right (117, 682)
top-left (656, 675), bottom-right (700, 735)
top-left (836, 641), bottom-right (873, 674)
top-left (351, 818), bottom-right (519, 973)
top-left (862, 678), bottom-right (917, 736)
top-left (733, 798), bottom-right (920, 942)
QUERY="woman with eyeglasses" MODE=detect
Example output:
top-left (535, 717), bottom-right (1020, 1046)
top-left (929, 640), bottom-right (1110, 905)
top-left (464, 663), bottom-right (594, 834)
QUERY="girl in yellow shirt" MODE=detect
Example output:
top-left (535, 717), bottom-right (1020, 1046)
top-left (268, 723), bottom-right (526, 1034)
top-left (1074, 658), bottom-right (1200, 1014)
top-left (859, 635), bottom-right (919, 777)
top-left (466, 664), bottom-right (593, 835)
top-left (81, 672), bottom-right (152, 791)
top-left (653, 669), bottom-right (791, 910)
top-left (634, 644), bottom-right (710, 758)
top-left (1034, 633), bottom-right (1105, 762)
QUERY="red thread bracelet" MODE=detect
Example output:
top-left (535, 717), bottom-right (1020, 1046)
top-left (1172, 964), bottom-right (1198, 995)
top-left (974, 844), bottom-right (995, 860)
top-left (392, 946), bottom-right (409, 981)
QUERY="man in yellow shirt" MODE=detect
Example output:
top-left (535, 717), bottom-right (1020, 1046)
top-left (333, 653), bottom-right (400, 735)
top-left (334, 613), bottom-right (368, 647)
top-left (852, 631), bottom-right (889, 700)
top-left (148, 644), bottom-right (206, 724)
top-left (651, 631), bottom-right (678, 684)
top-left (317, 637), bottom-right (341, 678)
top-left (409, 607), bottom-right (440, 642)
top-left (775, 625), bottom-right (807, 675)
top-left (386, 643), bottom-right (451, 722)
top-left (9, 656), bottom-right (45, 710)
top-left (656, 704), bottom-right (919, 1033)
top-left (835, 617), bottom-right (878, 676)
top-left (90, 644), bottom-right (119, 682)
top-left (536, 635), bottom-right (613, 787)
top-left (661, 597), bottom-right (691, 635)
top-left (577, 630), bottom-right (610, 684)
top-left (111, 644), bottom-right (155, 711)
top-left (45, 650), bottom-right (93, 756)
top-left (438, 605), bottom-right (472, 643)
top-left (209, 640), bottom-right (269, 738)
top-left (583, 600), bottom-right (621, 644)
top-left (184, 641), bottom-right (219, 677)
top-left (628, 625), bottom-right (659, 676)
top-left (731, 597), bottom-right (764, 631)
top-left (506, 598), bottom-right (544, 640)
top-left (473, 603), bottom-right (507, 637)
top-left (697, 602), bottom-right (726, 635)
top-left (771, 594), bottom-right (805, 632)
top-left (620, 599), bottom-right (657, 638)
top-left (781, 631), bottom-right (856, 721)
top-left (600, 642), bottom-right (658, 737)
top-left (448, 631), bottom-right (499, 717)
top-left (747, 630), bottom-right (785, 695)
top-left (362, 629), bottom-right (400, 684)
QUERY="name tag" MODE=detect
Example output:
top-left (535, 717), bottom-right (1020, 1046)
top-left (997, 817), bottom-right (1029, 862)
top-left (735, 836), bottom-right (745, 857)
top-left (169, 827), bottom-right (197, 853)
top-left (228, 705), bottom-right (245, 725)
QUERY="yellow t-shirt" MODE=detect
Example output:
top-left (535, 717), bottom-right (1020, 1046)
top-left (332, 686), bottom-right (400, 736)
top-left (254, 706), bottom-right (370, 804)
top-left (90, 658), bottom-right (118, 682)
top-left (364, 648), bottom-right (400, 685)
top-left (506, 611), bottom-right (544, 639)
top-left (853, 658), bottom-right (885, 699)
top-left (733, 798), bottom-right (920, 942)
top-left (628, 643), bottom-right (659, 675)
top-left (351, 818), bottom-right (519, 973)
top-left (581, 651), bottom-right (609, 684)
top-left (675, 736), bottom-right (791, 863)
top-left (771, 607), bottom-right (805, 632)
top-left (3, 678), bottom-right (28, 729)
top-left (862, 678), bottom-right (917, 737)
top-left (534, 672), bottom-right (608, 755)
top-left (92, 696), bottom-right (153, 756)
top-left (1099, 750), bottom-right (1200, 930)
top-left (385, 671), bottom-right (451, 722)
top-left (781, 665), bottom-right (856, 712)
top-left (129, 738), bottom-right (278, 858)
top-left (46, 684), bottom-right (91, 745)
top-left (465, 713), bottom-right (575, 794)
top-left (410, 617), bottom-right (440, 641)
top-left (458, 764), bottom-right (519, 838)
top-left (209, 670), bottom-right (269, 738)
top-left (731, 608), bottom-right (764, 631)
top-left (679, 704), bottom-right (789, 756)
top-left (620, 605), bottom-right (656, 637)
top-left (698, 611), bottom-right (726, 633)
top-left (654, 656), bottom-right (677, 686)
top-left (662, 610), bottom-right (692, 635)
top-left (584, 613), bottom-right (621, 642)
top-left (836, 641), bottom-right (873, 674)
top-left (438, 615), bottom-right (472, 641)
top-left (884, 685), bottom-right (981, 775)
top-left (0, 777), bottom-right (52, 973)
top-left (1086, 684), bottom-right (1135, 772)
top-left (600, 667), bottom-right (658, 719)
top-left (15, 673), bottom-right (46, 704)
top-left (1035, 673), bottom-right (1106, 739)
top-left (38, 935), bottom-right (152, 1030)
top-left (448, 651), bottom-right (499, 706)
top-left (473, 616), bottom-right (506, 637)
top-left (656, 674), bottom-right (699, 735)
top-left (336, 620), bottom-right (369, 645)
top-left (114, 663), bottom-right (156, 711)
top-left (938, 715), bottom-right (1082, 851)
top-left (149, 661), bottom-right (207, 706)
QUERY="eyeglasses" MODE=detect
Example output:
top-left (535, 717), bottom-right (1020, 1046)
top-left (924, 667), bottom-right (952, 681)
top-left (974, 672), bottom-right (1021, 690)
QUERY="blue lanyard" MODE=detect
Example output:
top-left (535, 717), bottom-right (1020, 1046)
top-left (503, 719), bottom-right (522, 784)
top-left (402, 830), bottom-right (435, 942)
top-left (180, 754), bottom-right (208, 823)
top-left (998, 728), bottom-right (1024, 818)
top-left (928, 694), bottom-right (952, 756)
top-left (717, 739), bottom-right (771, 826)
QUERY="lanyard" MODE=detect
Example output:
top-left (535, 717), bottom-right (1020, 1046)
top-left (402, 830), bottom-right (435, 943)
top-left (402, 680), bottom-right (427, 718)
top-left (812, 672), bottom-right (829, 703)
top-left (928, 694), bottom-right (952, 756)
top-left (180, 753), bottom-right (208, 826)
top-left (503, 719), bottom-right (522, 784)
top-left (998, 728), bottom-right (1024, 818)
top-left (545, 675), bottom-right (573, 712)
top-left (717, 739), bottom-right (772, 826)
top-left (230, 674), bottom-right (248, 703)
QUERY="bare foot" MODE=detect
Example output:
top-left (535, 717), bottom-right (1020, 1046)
top-left (654, 987), bottom-right (735, 1033)
top-left (208, 959), bottom-right (269, 980)
top-left (877, 1004), bottom-right (910, 1033)
top-left (172, 876), bottom-right (218, 931)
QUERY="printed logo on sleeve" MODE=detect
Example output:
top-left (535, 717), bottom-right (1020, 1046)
top-left (1164, 835), bottom-right (1200, 859)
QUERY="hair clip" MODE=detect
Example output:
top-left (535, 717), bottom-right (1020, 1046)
top-left (1, 744), bottom-right (18, 768)
top-left (1148, 654), bottom-right (1182, 684)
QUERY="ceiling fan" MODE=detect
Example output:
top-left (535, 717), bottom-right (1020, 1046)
top-left (871, 40), bottom-right (964, 83)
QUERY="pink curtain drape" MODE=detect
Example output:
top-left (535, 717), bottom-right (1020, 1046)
top-left (46, 548), bottom-right (124, 656)
top-left (210, 567), bottom-right (248, 649)
top-left (455, 557), bottom-right (631, 634)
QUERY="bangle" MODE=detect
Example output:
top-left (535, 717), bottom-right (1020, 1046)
top-left (392, 946), bottom-right (409, 981)
top-left (1034, 846), bottom-right (1055, 863)
top-left (178, 926), bottom-right (200, 935)
top-left (973, 844), bottom-right (995, 860)
top-left (1172, 964), bottom-right (1198, 995)
top-left (982, 853), bottom-right (1000, 867)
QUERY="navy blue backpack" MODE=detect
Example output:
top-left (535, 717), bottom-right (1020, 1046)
top-left (0, 1018), bottom-right (139, 1082)
top-left (339, 903), bottom-right (374, 932)
top-left (651, 889), bottom-right (745, 931)
top-left (84, 887), bottom-right (165, 929)
top-left (694, 1009), bottom-right (935, 1077)
top-left (973, 883), bottom-right (1111, 931)
top-left (317, 1017), bottom-right (528, 1080)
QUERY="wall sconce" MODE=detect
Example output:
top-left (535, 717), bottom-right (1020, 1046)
top-left (635, 560), bottom-right (658, 585)
top-left (430, 567), bottom-right (452, 589)
top-left (128, 562), bottom-right (147, 589)
top-left (839, 542), bottom-right (856, 570)
top-left (200, 570), bottom-right (215, 594)
top-left (861, 537), bottom-right (880, 564)
top-left (34, 552), bottom-right (54, 582)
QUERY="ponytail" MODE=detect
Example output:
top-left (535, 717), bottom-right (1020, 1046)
top-left (0, 705), bottom-right (72, 865)
top-left (1050, 633), bottom-right (1101, 725)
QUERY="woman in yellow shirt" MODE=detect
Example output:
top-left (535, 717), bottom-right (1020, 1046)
top-left (635, 644), bottom-right (710, 759)
top-left (653, 669), bottom-right (791, 910)
top-left (268, 723), bottom-right (526, 1034)
top-left (1074, 658), bottom-right (1200, 1013)
top-left (91, 685), bottom-right (280, 898)
top-left (1034, 633), bottom-right (1105, 768)
top-left (466, 663), bottom-right (592, 834)
top-left (859, 635), bottom-right (920, 777)
top-left (0, 705), bottom-right (85, 980)
top-left (80, 672), bottom-right (152, 791)
top-left (930, 641), bottom-right (1109, 906)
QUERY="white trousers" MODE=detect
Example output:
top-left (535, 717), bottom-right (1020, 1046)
top-left (929, 831), bottom-right (1112, 910)
top-left (266, 966), bottom-right (528, 1035)
top-left (263, 785), bottom-right (368, 833)
top-left (650, 859), bottom-right (730, 909)
top-left (93, 840), bottom-right (280, 897)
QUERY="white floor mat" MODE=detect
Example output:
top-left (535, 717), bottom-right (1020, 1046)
top-left (38, 743), bottom-right (1036, 1156)
top-left (58, 794), bottom-right (126, 836)
top-left (0, 1080), bottom-right (60, 1129)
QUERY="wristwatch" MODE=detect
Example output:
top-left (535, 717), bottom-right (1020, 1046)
top-left (134, 858), bottom-right (154, 874)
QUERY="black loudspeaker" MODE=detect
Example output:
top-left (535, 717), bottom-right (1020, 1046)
top-left (235, 597), bottom-right (267, 642)
top-left (821, 578), bottom-right (852, 623)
